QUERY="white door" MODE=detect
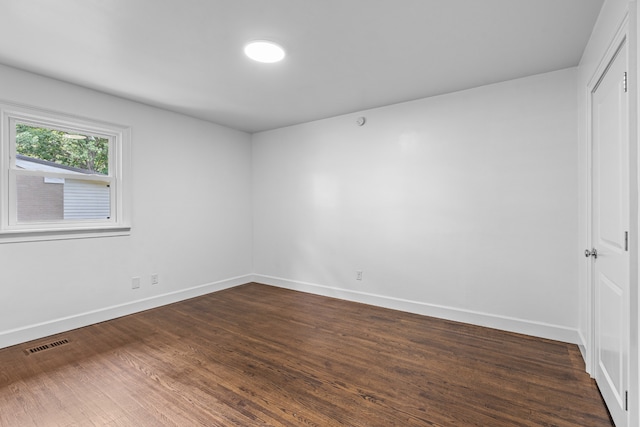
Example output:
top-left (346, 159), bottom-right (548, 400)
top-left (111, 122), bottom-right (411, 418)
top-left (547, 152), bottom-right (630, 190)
top-left (590, 38), bottom-right (629, 427)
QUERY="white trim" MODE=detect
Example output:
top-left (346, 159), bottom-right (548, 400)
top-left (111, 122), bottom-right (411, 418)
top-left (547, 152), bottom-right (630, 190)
top-left (254, 274), bottom-right (581, 344)
top-left (630, 6), bottom-right (640, 427)
top-left (0, 273), bottom-right (583, 351)
top-left (0, 274), bottom-right (253, 350)
top-left (578, 329), bottom-right (589, 364)
top-left (0, 226), bottom-right (131, 243)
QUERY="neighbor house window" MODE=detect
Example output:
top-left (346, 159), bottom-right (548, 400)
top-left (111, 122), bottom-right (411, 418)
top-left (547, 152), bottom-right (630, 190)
top-left (0, 103), bottom-right (131, 242)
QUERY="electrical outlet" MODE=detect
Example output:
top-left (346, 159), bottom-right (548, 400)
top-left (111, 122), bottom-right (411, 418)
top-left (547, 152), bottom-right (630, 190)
top-left (132, 277), bottom-right (141, 289)
top-left (356, 270), bottom-right (363, 281)
top-left (151, 274), bottom-right (159, 285)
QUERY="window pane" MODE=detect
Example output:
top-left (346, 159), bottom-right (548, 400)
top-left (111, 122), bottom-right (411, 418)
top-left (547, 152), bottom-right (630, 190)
top-left (16, 175), bottom-right (110, 222)
top-left (15, 123), bottom-right (109, 175)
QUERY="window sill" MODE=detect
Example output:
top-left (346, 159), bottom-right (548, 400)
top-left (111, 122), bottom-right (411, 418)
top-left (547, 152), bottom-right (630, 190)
top-left (0, 226), bottom-right (131, 243)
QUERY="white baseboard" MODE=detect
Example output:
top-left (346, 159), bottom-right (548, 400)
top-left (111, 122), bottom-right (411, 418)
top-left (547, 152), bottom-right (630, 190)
top-left (577, 329), bottom-right (594, 376)
top-left (0, 274), bottom-right (253, 350)
top-left (1, 274), bottom-right (583, 351)
top-left (254, 274), bottom-right (582, 345)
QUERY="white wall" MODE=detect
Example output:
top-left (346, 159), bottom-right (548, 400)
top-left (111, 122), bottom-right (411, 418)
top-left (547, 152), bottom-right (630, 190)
top-left (0, 64), bottom-right (253, 348)
top-left (0, 60), bottom-right (581, 352)
top-left (252, 68), bottom-right (580, 343)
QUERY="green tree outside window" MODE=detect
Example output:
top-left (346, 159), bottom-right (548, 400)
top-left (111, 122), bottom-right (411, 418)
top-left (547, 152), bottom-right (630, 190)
top-left (15, 124), bottom-right (109, 175)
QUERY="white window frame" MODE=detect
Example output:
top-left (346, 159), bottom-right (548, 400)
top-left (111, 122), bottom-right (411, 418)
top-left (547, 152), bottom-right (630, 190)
top-left (0, 102), bottom-right (131, 243)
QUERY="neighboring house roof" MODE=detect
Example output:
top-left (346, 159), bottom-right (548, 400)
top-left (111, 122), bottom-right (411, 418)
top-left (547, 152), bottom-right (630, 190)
top-left (16, 154), bottom-right (96, 175)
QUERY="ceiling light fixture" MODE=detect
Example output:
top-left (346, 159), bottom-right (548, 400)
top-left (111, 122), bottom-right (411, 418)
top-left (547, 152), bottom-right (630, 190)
top-left (244, 40), bottom-right (286, 63)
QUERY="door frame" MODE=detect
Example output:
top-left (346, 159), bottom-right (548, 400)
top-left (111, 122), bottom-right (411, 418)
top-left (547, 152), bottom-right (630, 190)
top-left (585, 9), bottom-right (638, 426)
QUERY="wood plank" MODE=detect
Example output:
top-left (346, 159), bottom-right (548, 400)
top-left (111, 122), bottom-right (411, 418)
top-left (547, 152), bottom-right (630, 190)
top-left (0, 283), bottom-right (613, 426)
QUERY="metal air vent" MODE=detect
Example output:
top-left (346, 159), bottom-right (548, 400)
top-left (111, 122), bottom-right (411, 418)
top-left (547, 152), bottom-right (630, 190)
top-left (24, 338), bottom-right (70, 355)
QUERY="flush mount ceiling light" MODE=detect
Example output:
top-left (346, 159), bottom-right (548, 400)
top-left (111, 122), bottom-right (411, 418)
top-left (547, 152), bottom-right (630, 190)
top-left (244, 40), bottom-right (286, 63)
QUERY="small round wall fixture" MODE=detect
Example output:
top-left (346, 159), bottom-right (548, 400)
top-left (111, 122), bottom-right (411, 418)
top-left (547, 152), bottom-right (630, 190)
top-left (244, 40), bottom-right (286, 63)
top-left (356, 116), bottom-right (366, 126)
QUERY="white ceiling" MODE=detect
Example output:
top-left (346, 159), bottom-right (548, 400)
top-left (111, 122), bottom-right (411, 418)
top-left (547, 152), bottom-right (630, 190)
top-left (0, 0), bottom-right (603, 133)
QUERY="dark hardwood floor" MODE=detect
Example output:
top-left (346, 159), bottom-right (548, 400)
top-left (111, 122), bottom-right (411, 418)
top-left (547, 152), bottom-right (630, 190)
top-left (0, 283), bottom-right (613, 426)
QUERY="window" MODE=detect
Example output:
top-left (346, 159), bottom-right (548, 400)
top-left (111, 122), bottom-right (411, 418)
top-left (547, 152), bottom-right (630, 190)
top-left (0, 102), bottom-right (131, 242)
